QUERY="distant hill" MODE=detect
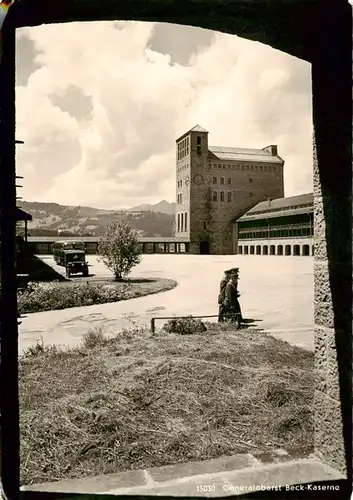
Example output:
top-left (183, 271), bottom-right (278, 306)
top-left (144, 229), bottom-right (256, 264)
top-left (18, 200), bottom-right (175, 238)
top-left (128, 200), bottom-right (176, 215)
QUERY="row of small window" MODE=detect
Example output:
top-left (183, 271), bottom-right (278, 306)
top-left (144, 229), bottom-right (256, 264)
top-left (239, 222), bottom-right (312, 231)
top-left (177, 212), bottom-right (188, 232)
top-left (210, 163), bottom-right (277, 172)
top-left (238, 244), bottom-right (313, 256)
top-left (177, 137), bottom-right (190, 160)
top-left (177, 193), bottom-right (183, 204)
top-left (214, 176), bottom-right (232, 185)
top-left (213, 191), bottom-right (233, 202)
top-left (177, 164), bottom-right (188, 173)
top-left (238, 227), bottom-right (313, 239)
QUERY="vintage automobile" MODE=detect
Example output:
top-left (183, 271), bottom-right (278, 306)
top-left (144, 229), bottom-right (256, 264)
top-left (52, 240), bottom-right (89, 278)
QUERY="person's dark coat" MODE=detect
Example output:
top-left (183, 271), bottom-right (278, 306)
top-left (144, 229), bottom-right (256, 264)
top-left (218, 276), bottom-right (228, 304)
top-left (218, 275), bottom-right (229, 322)
top-left (224, 280), bottom-right (242, 321)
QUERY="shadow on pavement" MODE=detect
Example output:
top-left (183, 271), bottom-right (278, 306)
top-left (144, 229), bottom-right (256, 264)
top-left (240, 318), bottom-right (264, 332)
top-left (17, 255), bottom-right (69, 282)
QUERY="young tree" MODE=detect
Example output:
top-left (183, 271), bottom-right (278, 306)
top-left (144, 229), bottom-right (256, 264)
top-left (98, 220), bottom-right (142, 281)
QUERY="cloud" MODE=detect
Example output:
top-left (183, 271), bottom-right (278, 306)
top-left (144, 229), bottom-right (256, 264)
top-left (15, 21), bottom-right (312, 209)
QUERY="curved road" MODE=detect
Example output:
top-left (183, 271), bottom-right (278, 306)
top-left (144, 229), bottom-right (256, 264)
top-left (19, 255), bottom-right (314, 353)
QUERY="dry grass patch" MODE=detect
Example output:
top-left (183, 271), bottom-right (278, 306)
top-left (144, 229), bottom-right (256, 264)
top-left (20, 324), bottom-right (314, 486)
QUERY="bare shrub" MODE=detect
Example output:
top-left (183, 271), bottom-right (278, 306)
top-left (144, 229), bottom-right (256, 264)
top-left (163, 316), bottom-right (207, 335)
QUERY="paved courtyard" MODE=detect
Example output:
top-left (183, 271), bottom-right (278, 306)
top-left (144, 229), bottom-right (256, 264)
top-left (19, 255), bottom-right (314, 353)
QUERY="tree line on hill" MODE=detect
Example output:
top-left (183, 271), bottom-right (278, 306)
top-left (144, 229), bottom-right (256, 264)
top-left (18, 201), bottom-right (175, 238)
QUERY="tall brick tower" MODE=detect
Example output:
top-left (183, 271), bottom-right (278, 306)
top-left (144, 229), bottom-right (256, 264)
top-left (175, 125), bottom-right (285, 254)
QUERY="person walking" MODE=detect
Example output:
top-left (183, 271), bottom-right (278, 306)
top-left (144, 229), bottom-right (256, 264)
top-left (218, 269), bottom-right (232, 322)
top-left (224, 269), bottom-right (243, 327)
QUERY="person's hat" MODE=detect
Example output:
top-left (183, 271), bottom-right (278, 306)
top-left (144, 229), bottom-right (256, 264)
top-left (225, 267), bottom-right (239, 275)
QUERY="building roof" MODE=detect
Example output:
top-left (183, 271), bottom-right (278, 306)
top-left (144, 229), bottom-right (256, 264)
top-left (238, 207), bottom-right (313, 222)
top-left (16, 207), bottom-right (32, 221)
top-left (237, 193), bottom-right (313, 221)
top-left (208, 146), bottom-right (283, 163)
top-left (246, 193), bottom-right (313, 213)
top-left (176, 124), bottom-right (209, 142)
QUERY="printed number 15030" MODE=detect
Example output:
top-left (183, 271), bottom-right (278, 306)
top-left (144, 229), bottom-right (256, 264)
top-left (197, 485), bottom-right (216, 492)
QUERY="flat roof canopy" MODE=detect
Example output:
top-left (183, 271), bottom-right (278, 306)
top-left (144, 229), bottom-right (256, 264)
top-left (15, 208), bottom-right (32, 222)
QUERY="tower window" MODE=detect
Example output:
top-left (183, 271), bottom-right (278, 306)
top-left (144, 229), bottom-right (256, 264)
top-left (220, 177), bottom-right (225, 185)
top-left (196, 136), bottom-right (201, 145)
top-left (197, 145), bottom-right (202, 155)
top-left (249, 178), bottom-right (253, 183)
top-left (213, 177), bottom-right (217, 184)
top-left (181, 213), bottom-right (184, 232)
top-left (184, 212), bottom-right (188, 231)
top-left (220, 191), bottom-right (225, 202)
top-left (180, 193), bottom-right (182, 204)
top-left (212, 191), bottom-right (218, 202)
top-left (227, 191), bottom-right (232, 202)
top-left (177, 213), bottom-right (180, 232)
top-left (227, 177), bottom-right (232, 185)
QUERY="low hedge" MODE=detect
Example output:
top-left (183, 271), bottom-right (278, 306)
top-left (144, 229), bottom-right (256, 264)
top-left (18, 278), bottom-right (177, 314)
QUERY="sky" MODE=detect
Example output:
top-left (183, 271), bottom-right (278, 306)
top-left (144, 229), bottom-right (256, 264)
top-left (15, 21), bottom-right (313, 210)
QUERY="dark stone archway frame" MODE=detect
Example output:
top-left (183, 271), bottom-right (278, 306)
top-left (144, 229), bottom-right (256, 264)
top-left (0, 1), bottom-right (351, 499)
